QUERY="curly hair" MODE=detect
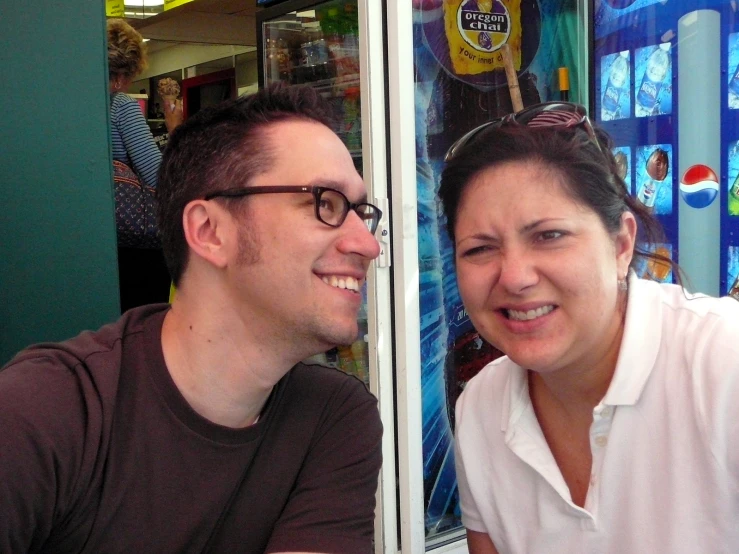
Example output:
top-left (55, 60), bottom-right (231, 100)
top-left (107, 19), bottom-right (148, 81)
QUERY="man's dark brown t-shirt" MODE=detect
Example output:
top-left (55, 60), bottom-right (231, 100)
top-left (0, 305), bottom-right (382, 553)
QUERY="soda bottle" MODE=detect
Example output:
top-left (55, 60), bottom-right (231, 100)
top-left (731, 173), bottom-right (739, 202)
top-left (602, 52), bottom-right (629, 121)
top-left (336, 345), bottom-right (357, 375)
top-left (341, 0), bottom-right (360, 76)
top-left (265, 37), bottom-right (280, 83)
top-left (729, 172), bottom-right (739, 215)
top-left (265, 37), bottom-right (290, 84)
top-left (350, 339), bottom-right (369, 384)
top-left (646, 246), bottom-right (672, 282)
top-left (636, 44), bottom-right (670, 116)
top-left (730, 59), bottom-right (739, 109)
top-left (728, 273), bottom-right (739, 300)
top-left (637, 179), bottom-right (659, 212)
top-left (322, 6), bottom-right (345, 79)
top-left (343, 86), bottom-right (361, 152)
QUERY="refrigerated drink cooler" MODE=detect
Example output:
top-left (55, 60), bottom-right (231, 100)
top-left (258, 0), bottom-right (363, 168)
top-left (257, 0), bottom-right (368, 384)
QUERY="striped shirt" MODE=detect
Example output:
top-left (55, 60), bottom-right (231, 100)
top-left (110, 92), bottom-right (162, 189)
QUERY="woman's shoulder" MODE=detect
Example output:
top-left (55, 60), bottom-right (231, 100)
top-left (647, 279), bottom-right (739, 337)
top-left (110, 93), bottom-right (141, 116)
top-left (111, 92), bottom-right (136, 105)
top-left (643, 279), bottom-right (739, 373)
top-left (457, 356), bottom-right (517, 412)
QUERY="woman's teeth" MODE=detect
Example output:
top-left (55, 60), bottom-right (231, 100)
top-left (507, 305), bottom-right (555, 321)
top-left (322, 275), bottom-right (360, 292)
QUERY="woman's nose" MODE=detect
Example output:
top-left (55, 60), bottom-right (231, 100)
top-left (496, 248), bottom-right (538, 294)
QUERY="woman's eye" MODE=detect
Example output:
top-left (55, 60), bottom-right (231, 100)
top-left (460, 245), bottom-right (494, 257)
top-left (538, 230), bottom-right (564, 241)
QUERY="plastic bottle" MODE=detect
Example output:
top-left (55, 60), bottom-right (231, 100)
top-left (265, 37), bottom-right (290, 84)
top-left (337, 344), bottom-right (356, 376)
top-left (341, 1), bottom-right (360, 77)
top-left (602, 52), bottom-right (629, 120)
top-left (635, 44), bottom-right (670, 116)
top-left (350, 339), bottom-right (368, 384)
top-left (637, 179), bottom-right (659, 212)
top-left (323, 6), bottom-right (344, 78)
top-left (265, 37), bottom-right (279, 83)
top-left (729, 60), bottom-right (739, 108)
top-left (729, 273), bottom-right (739, 300)
top-left (729, 172), bottom-right (739, 215)
top-left (343, 86), bottom-right (362, 152)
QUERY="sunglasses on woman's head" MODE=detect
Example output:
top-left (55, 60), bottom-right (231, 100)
top-left (444, 102), bottom-right (602, 163)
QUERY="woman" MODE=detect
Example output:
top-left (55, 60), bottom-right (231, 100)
top-left (107, 18), bottom-right (182, 312)
top-left (438, 103), bottom-right (739, 553)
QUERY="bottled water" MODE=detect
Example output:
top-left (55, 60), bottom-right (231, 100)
top-left (636, 45), bottom-right (670, 116)
top-left (602, 53), bottom-right (629, 121)
top-left (728, 60), bottom-right (739, 109)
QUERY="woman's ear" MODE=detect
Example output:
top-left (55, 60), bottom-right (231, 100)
top-left (615, 211), bottom-right (637, 277)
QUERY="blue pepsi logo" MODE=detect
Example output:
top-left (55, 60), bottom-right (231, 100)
top-left (680, 164), bottom-right (718, 209)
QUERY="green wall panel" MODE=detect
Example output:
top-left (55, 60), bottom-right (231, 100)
top-left (0, 1), bottom-right (120, 364)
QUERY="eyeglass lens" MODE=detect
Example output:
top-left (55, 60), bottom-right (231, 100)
top-left (317, 188), bottom-right (379, 233)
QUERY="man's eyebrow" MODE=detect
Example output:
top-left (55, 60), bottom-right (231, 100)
top-left (306, 179), bottom-right (368, 203)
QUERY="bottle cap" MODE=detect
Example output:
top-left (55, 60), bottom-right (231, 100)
top-left (558, 67), bottom-right (570, 92)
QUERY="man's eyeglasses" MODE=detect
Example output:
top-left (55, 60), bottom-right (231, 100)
top-left (204, 185), bottom-right (383, 235)
top-left (444, 101), bottom-right (602, 162)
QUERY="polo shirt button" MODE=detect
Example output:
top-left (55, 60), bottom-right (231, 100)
top-left (595, 435), bottom-right (608, 447)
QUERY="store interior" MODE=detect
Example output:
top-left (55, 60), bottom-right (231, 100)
top-left (115, 0), bottom-right (260, 145)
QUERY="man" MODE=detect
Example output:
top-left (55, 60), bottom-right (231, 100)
top-left (0, 84), bottom-right (383, 553)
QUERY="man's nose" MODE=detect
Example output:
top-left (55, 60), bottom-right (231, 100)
top-left (339, 210), bottom-right (382, 260)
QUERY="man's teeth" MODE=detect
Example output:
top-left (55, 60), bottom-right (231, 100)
top-left (322, 276), bottom-right (360, 292)
top-left (507, 305), bottom-right (555, 321)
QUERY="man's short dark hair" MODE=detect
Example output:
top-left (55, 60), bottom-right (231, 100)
top-left (157, 83), bottom-right (337, 285)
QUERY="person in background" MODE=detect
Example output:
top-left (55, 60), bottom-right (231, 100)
top-left (0, 84), bottom-right (383, 553)
top-left (438, 102), bottom-right (739, 554)
top-left (107, 18), bottom-right (182, 312)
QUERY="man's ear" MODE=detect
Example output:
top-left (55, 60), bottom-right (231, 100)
top-left (182, 199), bottom-right (230, 269)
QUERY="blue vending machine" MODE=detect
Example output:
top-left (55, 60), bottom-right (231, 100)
top-left (593, 0), bottom-right (739, 297)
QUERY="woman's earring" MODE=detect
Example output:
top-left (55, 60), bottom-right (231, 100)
top-left (617, 277), bottom-right (628, 292)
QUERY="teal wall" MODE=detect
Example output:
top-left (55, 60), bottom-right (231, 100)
top-left (0, 1), bottom-right (120, 363)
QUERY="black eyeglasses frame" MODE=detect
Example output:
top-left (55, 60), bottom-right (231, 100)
top-left (204, 185), bottom-right (383, 235)
top-left (444, 101), bottom-right (602, 163)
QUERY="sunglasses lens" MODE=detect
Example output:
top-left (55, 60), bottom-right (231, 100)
top-left (445, 103), bottom-right (596, 162)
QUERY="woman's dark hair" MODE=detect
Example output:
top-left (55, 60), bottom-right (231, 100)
top-left (438, 121), bottom-right (680, 284)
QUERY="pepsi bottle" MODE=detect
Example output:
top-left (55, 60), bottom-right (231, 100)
top-left (637, 179), bottom-right (659, 212)
top-left (636, 45), bottom-right (670, 116)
